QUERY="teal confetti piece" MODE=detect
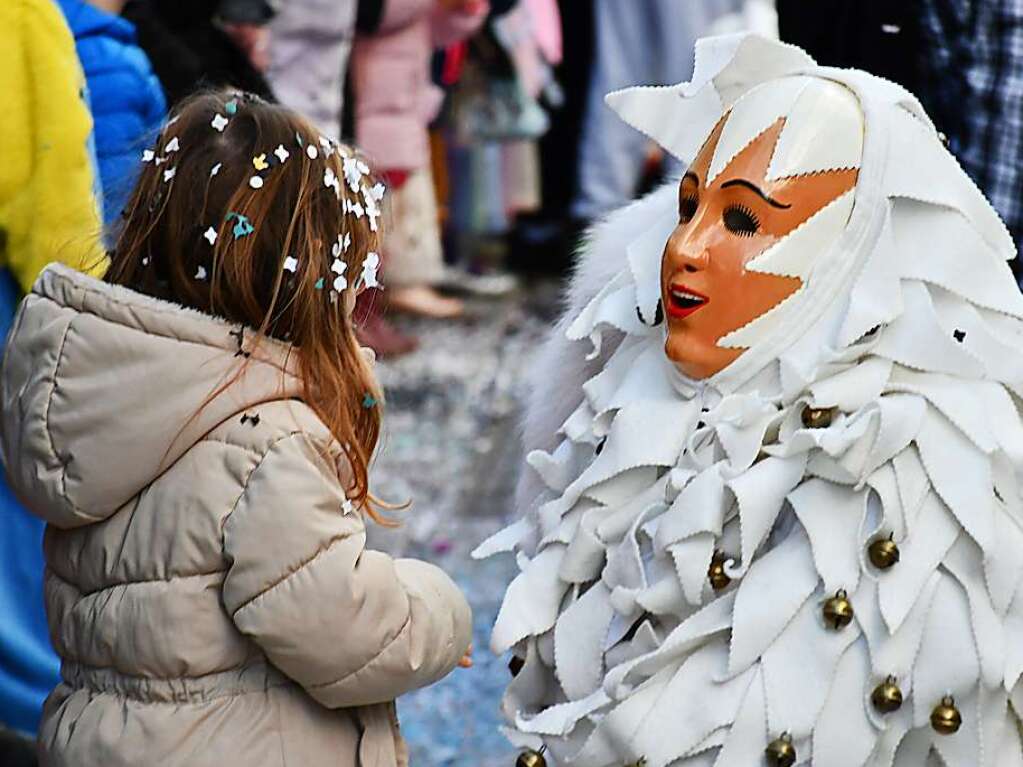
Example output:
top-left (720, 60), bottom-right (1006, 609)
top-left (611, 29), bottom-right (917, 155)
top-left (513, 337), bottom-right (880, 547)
top-left (362, 393), bottom-right (377, 408)
top-left (225, 99), bottom-right (238, 115)
top-left (314, 277), bottom-right (325, 290)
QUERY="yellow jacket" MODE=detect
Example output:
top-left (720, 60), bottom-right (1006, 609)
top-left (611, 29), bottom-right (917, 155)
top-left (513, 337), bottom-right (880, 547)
top-left (0, 0), bottom-right (107, 293)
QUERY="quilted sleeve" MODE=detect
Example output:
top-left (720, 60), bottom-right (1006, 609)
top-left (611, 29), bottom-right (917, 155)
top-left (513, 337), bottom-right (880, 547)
top-left (222, 432), bottom-right (473, 708)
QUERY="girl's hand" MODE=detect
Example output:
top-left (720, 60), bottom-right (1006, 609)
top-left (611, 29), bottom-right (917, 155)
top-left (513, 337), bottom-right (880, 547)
top-left (458, 643), bottom-right (473, 668)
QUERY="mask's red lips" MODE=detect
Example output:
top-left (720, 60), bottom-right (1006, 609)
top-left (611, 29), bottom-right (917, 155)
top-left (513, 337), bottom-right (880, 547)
top-left (667, 283), bottom-right (710, 319)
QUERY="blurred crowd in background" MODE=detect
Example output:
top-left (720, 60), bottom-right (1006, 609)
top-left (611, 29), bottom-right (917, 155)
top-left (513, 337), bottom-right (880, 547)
top-left (4, 0), bottom-right (1023, 763)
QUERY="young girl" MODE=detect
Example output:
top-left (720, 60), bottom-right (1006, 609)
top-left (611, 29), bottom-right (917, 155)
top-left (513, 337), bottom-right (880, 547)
top-left (0, 91), bottom-right (472, 767)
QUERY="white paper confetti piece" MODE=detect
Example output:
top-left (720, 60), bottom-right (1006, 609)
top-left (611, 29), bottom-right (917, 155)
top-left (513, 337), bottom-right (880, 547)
top-left (211, 114), bottom-right (229, 132)
top-left (368, 182), bottom-right (386, 201)
top-left (249, 176), bottom-right (263, 189)
top-left (142, 256), bottom-right (150, 266)
top-left (333, 274), bottom-right (347, 292)
top-left (203, 226), bottom-right (217, 245)
top-left (165, 136), bottom-right (180, 153)
top-left (306, 145), bottom-right (318, 160)
top-left (141, 149), bottom-right (155, 163)
top-left (331, 258), bottom-right (346, 275)
top-left (195, 265), bottom-right (207, 281)
top-left (274, 144), bottom-right (289, 163)
top-left (163, 168), bottom-right (176, 182)
top-left (283, 256), bottom-right (298, 273)
top-left (210, 163), bottom-right (222, 177)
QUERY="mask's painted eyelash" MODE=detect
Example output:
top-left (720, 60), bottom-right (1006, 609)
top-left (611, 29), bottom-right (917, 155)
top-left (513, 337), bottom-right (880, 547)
top-left (680, 195), bottom-right (698, 222)
top-left (722, 203), bottom-right (760, 236)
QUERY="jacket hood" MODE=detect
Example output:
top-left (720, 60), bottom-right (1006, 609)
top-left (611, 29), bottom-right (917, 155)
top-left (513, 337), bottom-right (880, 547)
top-left (57, 0), bottom-right (136, 42)
top-left (1, 264), bottom-right (303, 529)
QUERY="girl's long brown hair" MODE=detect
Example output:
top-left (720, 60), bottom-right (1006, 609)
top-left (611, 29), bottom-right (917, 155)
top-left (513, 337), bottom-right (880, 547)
top-left (106, 91), bottom-right (386, 520)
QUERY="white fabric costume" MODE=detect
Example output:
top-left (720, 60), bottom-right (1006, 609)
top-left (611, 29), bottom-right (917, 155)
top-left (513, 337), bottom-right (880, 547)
top-left (477, 34), bottom-right (1023, 766)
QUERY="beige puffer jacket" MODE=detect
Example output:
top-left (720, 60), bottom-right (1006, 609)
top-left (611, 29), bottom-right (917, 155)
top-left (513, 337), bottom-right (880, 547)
top-left (0, 264), bottom-right (473, 767)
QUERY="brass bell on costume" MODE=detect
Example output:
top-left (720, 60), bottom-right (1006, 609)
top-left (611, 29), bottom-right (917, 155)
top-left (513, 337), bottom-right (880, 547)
top-left (765, 733), bottom-right (796, 767)
top-left (801, 405), bottom-right (834, 429)
top-left (516, 749), bottom-right (547, 767)
top-left (868, 535), bottom-right (900, 570)
top-left (931, 696), bottom-right (962, 735)
top-left (708, 551), bottom-right (732, 591)
top-left (871, 676), bottom-right (903, 714)
top-left (823, 589), bottom-right (854, 629)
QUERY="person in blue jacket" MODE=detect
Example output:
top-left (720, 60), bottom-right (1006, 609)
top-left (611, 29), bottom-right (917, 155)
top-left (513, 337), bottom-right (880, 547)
top-left (58, 0), bottom-right (167, 226)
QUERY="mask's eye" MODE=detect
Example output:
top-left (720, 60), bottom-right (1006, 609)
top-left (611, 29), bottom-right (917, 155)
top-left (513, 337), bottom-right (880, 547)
top-left (722, 204), bottom-right (759, 237)
top-left (679, 195), bottom-right (698, 223)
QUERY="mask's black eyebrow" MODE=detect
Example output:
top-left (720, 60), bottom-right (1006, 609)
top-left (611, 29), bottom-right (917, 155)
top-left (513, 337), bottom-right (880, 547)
top-left (720, 179), bottom-right (791, 209)
top-left (682, 171), bottom-right (700, 185)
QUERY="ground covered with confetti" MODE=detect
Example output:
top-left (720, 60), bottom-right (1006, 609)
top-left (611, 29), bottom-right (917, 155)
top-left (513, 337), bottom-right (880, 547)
top-left (365, 280), bottom-right (561, 767)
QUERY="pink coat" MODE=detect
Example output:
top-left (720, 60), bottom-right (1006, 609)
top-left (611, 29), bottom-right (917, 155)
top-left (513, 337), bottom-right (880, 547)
top-left (351, 0), bottom-right (488, 171)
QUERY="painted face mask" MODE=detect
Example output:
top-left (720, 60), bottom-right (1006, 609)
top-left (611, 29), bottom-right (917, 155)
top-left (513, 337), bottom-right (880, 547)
top-left (660, 77), bottom-right (861, 379)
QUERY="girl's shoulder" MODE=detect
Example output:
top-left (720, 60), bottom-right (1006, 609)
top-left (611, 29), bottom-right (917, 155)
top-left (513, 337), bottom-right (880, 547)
top-left (204, 399), bottom-right (339, 463)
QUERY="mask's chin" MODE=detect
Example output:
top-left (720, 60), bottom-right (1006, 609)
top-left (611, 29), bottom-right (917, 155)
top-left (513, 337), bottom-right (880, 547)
top-left (664, 326), bottom-right (744, 381)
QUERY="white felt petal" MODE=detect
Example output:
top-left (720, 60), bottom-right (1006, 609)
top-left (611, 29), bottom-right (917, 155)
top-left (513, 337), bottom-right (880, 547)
top-left (942, 536), bottom-right (1005, 689)
top-left (711, 669), bottom-right (766, 767)
top-left (725, 453), bottom-right (808, 577)
top-left (1004, 587), bottom-right (1023, 692)
top-left (865, 463), bottom-right (906, 542)
top-left (671, 535), bottom-right (718, 606)
top-left (709, 33), bottom-right (817, 105)
top-left (555, 581), bottom-right (616, 700)
top-left (986, 509), bottom-right (1023, 617)
top-left (559, 507), bottom-right (613, 583)
top-left (728, 527), bottom-right (819, 675)
top-left (761, 591), bottom-right (860, 737)
top-left (473, 517), bottom-right (534, 559)
top-left (863, 394), bottom-right (927, 479)
top-left (656, 464), bottom-right (727, 549)
top-left (812, 641), bottom-right (876, 767)
top-left (766, 80), bottom-right (863, 180)
top-left (888, 368), bottom-right (995, 454)
top-left (746, 191), bottom-right (855, 280)
top-left (838, 202), bottom-right (905, 348)
top-left (492, 545), bottom-right (571, 653)
top-left (892, 446), bottom-right (929, 535)
top-left (567, 661), bottom-right (678, 766)
top-left (789, 479), bottom-right (865, 594)
top-left (878, 491), bottom-right (958, 633)
top-left (862, 571), bottom-right (939, 686)
top-left (708, 77), bottom-right (812, 184)
top-left (606, 591), bottom-right (736, 697)
top-left (912, 574), bottom-right (980, 728)
top-left (627, 213), bottom-right (676, 325)
top-left (884, 108), bottom-right (1014, 261)
top-left (872, 281), bottom-right (985, 378)
top-left (809, 357), bottom-right (892, 412)
top-left (915, 406), bottom-right (993, 552)
top-left (516, 689), bottom-right (610, 736)
top-left (605, 83), bottom-right (722, 164)
top-left (630, 645), bottom-right (754, 767)
top-left (892, 198), bottom-right (1023, 317)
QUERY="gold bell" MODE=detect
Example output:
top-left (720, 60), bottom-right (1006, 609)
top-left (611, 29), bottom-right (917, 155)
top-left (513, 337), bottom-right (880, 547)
top-left (867, 535), bottom-right (900, 570)
top-left (931, 696), bottom-right (962, 735)
top-left (801, 405), bottom-right (834, 429)
top-left (765, 732), bottom-right (796, 767)
top-left (708, 551), bottom-right (732, 591)
top-left (822, 589), bottom-right (854, 629)
top-left (516, 749), bottom-right (547, 767)
top-left (871, 676), bottom-right (903, 714)
top-left (509, 655), bottom-right (524, 677)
